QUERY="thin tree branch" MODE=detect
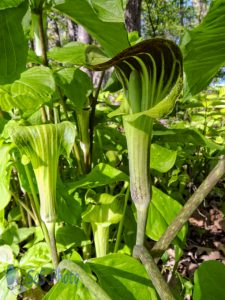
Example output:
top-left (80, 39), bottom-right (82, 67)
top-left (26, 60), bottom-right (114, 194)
top-left (151, 156), bottom-right (225, 260)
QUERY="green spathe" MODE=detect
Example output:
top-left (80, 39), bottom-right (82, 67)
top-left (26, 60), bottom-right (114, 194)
top-left (9, 121), bottom-right (75, 223)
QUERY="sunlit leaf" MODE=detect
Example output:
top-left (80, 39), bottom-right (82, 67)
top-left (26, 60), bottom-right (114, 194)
top-left (0, 66), bottom-right (55, 115)
top-left (49, 42), bottom-right (109, 66)
top-left (89, 254), bottom-right (158, 299)
top-left (0, 1), bottom-right (28, 84)
top-left (69, 163), bottom-right (128, 193)
top-left (181, 0), bottom-right (225, 95)
top-left (0, 142), bottom-right (13, 210)
top-left (54, 68), bottom-right (92, 111)
top-left (53, 0), bottom-right (129, 57)
top-left (193, 261), bottom-right (225, 300)
top-left (146, 186), bottom-right (187, 243)
top-left (150, 144), bottom-right (177, 173)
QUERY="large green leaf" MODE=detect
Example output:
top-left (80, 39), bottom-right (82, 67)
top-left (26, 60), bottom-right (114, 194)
top-left (89, 254), bottom-right (158, 300)
top-left (9, 121), bottom-right (76, 223)
top-left (0, 1), bottom-right (28, 84)
top-left (49, 42), bottom-right (109, 66)
top-left (19, 242), bottom-right (51, 269)
top-left (91, 0), bottom-right (124, 22)
top-left (181, 0), bottom-right (225, 95)
top-left (153, 126), bottom-right (223, 150)
top-left (193, 261), bottom-right (225, 300)
top-left (69, 163), bottom-right (129, 193)
top-left (56, 225), bottom-right (87, 250)
top-left (0, 275), bottom-right (17, 300)
top-left (0, 142), bottom-right (13, 210)
top-left (0, 0), bottom-right (25, 9)
top-left (56, 181), bottom-right (82, 226)
top-left (53, 0), bottom-right (129, 57)
top-left (146, 186), bottom-right (187, 243)
top-left (0, 66), bottom-right (55, 115)
top-left (43, 273), bottom-right (93, 300)
top-left (55, 68), bottom-right (92, 111)
top-left (150, 143), bottom-right (177, 173)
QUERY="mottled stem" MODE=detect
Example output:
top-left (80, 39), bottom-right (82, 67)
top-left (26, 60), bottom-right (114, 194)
top-left (151, 156), bottom-right (225, 260)
top-left (133, 245), bottom-right (175, 300)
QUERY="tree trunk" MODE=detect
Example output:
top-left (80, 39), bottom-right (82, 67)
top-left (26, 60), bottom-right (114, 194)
top-left (180, 0), bottom-right (184, 26)
top-left (125, 0), bottom-right (142, 34)
top-left (67, 19), bottom-right (77, 42)
top-left (77, 25), bottom-right (92, 44)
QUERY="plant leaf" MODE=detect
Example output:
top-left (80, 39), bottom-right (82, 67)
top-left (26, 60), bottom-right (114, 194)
top-left (43, 273), bottom-right (91, 300)
top-left (89, 254), bottom-right (158, 300)
top-left (193, 261), bottom-right (225, 300)
top-left (0, 1), bottom-right (28, 84)
top-left (146, 186), bottom-right (187, 243)
top-left (91, 0), bottom-right (124, 23)
top-left (0, 0), bottom-right (25, 10)
top-left (56, 225), bottom-right (87, 249)
top-left (56, 181), bottom-right (82, 226)
top-left (181, 0), bottom-right (225, 95)
top-left (49, 42), bottom-right (109, 66)
top-left (0, 142), bottom-right (13, 210)
top-left (150, 144), bottom-right (177, 173)
top-left (69, 163), bottom-right (129, 193)
top-left (0, 275), bottom-right (17, 300)
top-left (54, 68), bottom-right (92, 111)
top-left (153, 126), bottom-right (223, 150)
top-left (53, 0), bottom-right (129, 57)
top-left (0, 66), bottom-right (55, 115)
top-left (19, 242), bottom-right (51, 269)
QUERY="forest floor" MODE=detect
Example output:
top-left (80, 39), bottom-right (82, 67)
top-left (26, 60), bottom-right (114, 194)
top-left (162, 195), bottom-right (225, 298)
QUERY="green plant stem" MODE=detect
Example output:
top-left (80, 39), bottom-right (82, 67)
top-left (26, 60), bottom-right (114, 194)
top-left (24, 165), bottom-right (56, 266)
top-left (135, 206), bottom-right (149, 247)
top-left (82, 222), bottom-right (92, 259)
top-left (12, 192), bottom-right (36, 223)
top-left (46, 222), bottom-right (59, 268)
top-left (53, 106), bottom-right (60, 124)
top-left (58, 260), bottom-right (111, 300)
top-left (73, 143), bottom-right (84, 175)
top-left (28, 193), bottom-right (41, 226)
top-left (114, 184), bottom-right (129, 253)
top-left (41, 106), bottom-right (48, 123)
top-left (56, 87), bottom-right (84, 174)
top-left (123, 116), bottom-right (153, 250)
top-left (57, 87), bottom-right (69, 120)
top-left (36, 10), bottom-right (55, 123)
top-left (24, 165), bottom-right (40, 212)
top-left (151, 155), bottom-right (225, 260)
top-left (92, 223), bottom-right (109, 257)
top-left (25, 193), bottom-right (32, 227)
top-left (11, 179), bottom-right (27, 226)
top-left (133, 245), bottom-right (175, 300)
top-left (36, 11), bottom-right (48, 66)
